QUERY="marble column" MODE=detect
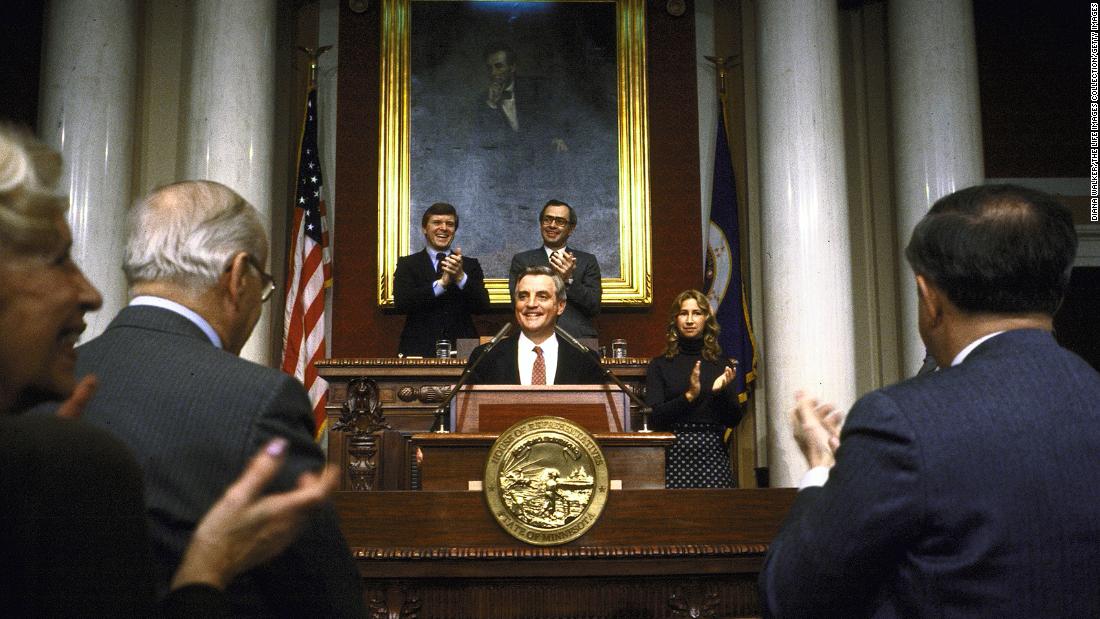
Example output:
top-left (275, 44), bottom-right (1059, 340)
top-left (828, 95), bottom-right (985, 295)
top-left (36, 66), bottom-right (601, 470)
top-left (889, 0), bottom-right (984, 375)
top-left (757, 0), bottom-right (857, 488)
top-left (179, 0), bottom-right (277, 365)
top-left (38, 0), bottom-right (138, 341)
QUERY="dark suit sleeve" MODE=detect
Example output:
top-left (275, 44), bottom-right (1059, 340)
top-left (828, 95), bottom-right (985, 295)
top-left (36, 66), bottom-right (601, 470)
top-left (161, 585), bottom-right (229, 619)
top-left (508, 253), bottom-right (524, 300)
top-left (243, 377), bottom-right (366, 618)
top-left (461, 257), bottom-right (491, 314)
top-left (576, 346), bottom-right (607, 384)
top-left (759, 391), bottom-right (922, 617)
top-left (565, 251), bottom-right (601, 319)
top-left (393, 254), bottom-right (437, 314)
top-left (464, 343), bottom-right (490, 386)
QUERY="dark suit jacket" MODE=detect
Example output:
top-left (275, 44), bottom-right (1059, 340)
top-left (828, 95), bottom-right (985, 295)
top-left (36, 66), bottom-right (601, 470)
top-left (509, 247), bottom-right (601, 339)
top-left (759, 329), bottom-right (1100, 617)
top-left (465, 333), bottom-right (606, 386)
top-left (0, 413), bottom-right (230, 618)
top-left (76, 306), bottom-right (364, 618)
top-left (394, 249), bottom-right (491, 357)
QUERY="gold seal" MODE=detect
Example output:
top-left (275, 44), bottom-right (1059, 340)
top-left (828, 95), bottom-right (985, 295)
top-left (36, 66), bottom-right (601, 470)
top-left (484, 416), bottom-right (610, 546)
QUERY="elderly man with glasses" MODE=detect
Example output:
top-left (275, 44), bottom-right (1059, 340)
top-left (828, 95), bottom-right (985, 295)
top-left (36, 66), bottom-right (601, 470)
top-left (73, 181), bottom-right (365, 617)
top-left (508, 199), bottom-right (601, 340)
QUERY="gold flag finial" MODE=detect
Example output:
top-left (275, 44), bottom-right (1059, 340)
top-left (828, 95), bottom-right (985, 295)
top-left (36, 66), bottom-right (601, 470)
top-left (704, 55), bottom-right (735, 100)
top-left (298, 46), bottom-right (333, 87)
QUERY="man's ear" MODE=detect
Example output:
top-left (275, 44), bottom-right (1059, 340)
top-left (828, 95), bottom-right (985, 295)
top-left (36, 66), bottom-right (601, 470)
top-left (555, 298), bottom-right (567, 317)
top-left (915, 274), bottom-right (942, 327)
top-left (224, 252), bottom-right (250, 309)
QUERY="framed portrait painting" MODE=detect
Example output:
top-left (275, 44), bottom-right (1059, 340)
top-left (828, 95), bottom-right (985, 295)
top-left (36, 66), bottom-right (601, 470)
top-left (377, 0), bottom-right (651, 306)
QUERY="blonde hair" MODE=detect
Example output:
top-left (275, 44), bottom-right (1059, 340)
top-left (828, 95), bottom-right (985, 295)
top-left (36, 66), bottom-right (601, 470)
top-left (662, 289), bottom-right (722, 362)
top-left (0, 125), bottom-right (66, 257)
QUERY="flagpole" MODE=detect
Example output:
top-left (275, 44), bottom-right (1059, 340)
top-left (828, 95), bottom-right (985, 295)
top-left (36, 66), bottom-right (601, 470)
top-left (703, 54), bottom-right (766, 487)
top-left (286, 45), bottom-right (334, 443)
top-left (704, 55), bottom-right (739, 104)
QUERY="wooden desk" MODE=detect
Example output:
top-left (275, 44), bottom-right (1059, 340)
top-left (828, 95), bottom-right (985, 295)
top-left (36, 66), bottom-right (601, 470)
top-left (336, 488), bottom-right (796, 618)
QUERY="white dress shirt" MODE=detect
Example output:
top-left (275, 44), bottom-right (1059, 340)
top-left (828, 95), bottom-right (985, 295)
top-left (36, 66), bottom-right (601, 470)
top-left (501, 85), bottom-right (518, 131)
top-left (517, 331), bottom-right (559, 386)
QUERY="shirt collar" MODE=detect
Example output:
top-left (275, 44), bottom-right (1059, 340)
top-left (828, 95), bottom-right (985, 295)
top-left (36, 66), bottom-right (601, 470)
top-left (542, 245), bottom-right (567, 258)
top-left (129, 295), bottom-right (223, 349)
top-left (518, 330), bottom-right (558, 355)
top-left (951, 331), bottom-right (1005, 367)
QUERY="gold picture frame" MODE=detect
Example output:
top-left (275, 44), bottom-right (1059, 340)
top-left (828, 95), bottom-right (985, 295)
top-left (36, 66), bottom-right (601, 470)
top-left (377, 0), bottom-right (651, 307)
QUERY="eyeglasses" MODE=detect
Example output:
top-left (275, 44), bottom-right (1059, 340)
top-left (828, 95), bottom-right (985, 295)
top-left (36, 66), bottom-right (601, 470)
top-left (540, 215), bottom-right (572, 227)
top-left (242, 254), bottom-right (276, 302)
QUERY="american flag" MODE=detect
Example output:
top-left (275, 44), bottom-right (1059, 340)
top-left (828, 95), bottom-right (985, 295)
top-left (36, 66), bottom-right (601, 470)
top-left (282, 86), bottom-right (332, 441)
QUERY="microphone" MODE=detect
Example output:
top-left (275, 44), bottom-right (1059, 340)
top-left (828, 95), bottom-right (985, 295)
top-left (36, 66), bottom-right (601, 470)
top-left (432, 322), bottom-right (513, 432)
top-left (554, 326), bottom-right (654, 432)
top-left (553, 325), bottom-right (592, 354)
top-left (487, 322), bottom-right (513, 346)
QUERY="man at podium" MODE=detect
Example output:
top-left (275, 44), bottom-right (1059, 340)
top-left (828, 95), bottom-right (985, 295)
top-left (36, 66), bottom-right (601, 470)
top-left (466, 266), bottom-right (603, 385)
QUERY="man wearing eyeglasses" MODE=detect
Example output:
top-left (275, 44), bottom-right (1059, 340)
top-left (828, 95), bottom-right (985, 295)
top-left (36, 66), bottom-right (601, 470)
top-left (508, 199), bottom-right (601, 339)
top-left (72, 181), bottom-right (365, 617)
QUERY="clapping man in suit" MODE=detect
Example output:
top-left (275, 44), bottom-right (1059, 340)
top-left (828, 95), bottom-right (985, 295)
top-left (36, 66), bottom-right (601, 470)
top-left (759, 184), bottom-right (1100, 616)
top-left (76, 181), bottom-right (365, 618)
top-left (394, 202), bottom-right (491, 357)
top-left (468, 266), bottom-right (604, 385)
top-left (509, 199), bottom-right (601, 339)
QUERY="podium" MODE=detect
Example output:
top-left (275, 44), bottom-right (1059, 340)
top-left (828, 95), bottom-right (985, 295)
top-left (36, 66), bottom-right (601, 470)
top-left (450, 384), bottom-right (632, 433)
top-left (414, 385), bottom-right (671, 491)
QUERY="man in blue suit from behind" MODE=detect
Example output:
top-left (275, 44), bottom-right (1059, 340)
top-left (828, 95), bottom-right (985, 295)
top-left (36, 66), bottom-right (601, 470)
top-left (760, 184), bottom-right (1100, 617)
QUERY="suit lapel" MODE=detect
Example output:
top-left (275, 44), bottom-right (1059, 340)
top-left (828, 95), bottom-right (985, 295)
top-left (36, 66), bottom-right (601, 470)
top-left (554, 336), bottom-right (574, 384)
top-left (416, 248), bottom-right (436, 278)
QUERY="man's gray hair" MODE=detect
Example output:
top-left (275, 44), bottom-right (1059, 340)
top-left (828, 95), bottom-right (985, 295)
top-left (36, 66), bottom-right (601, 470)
top-left (124, 181), bottom-right (268, 292)
top-left (518, 265), bottom-right (566, 302)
